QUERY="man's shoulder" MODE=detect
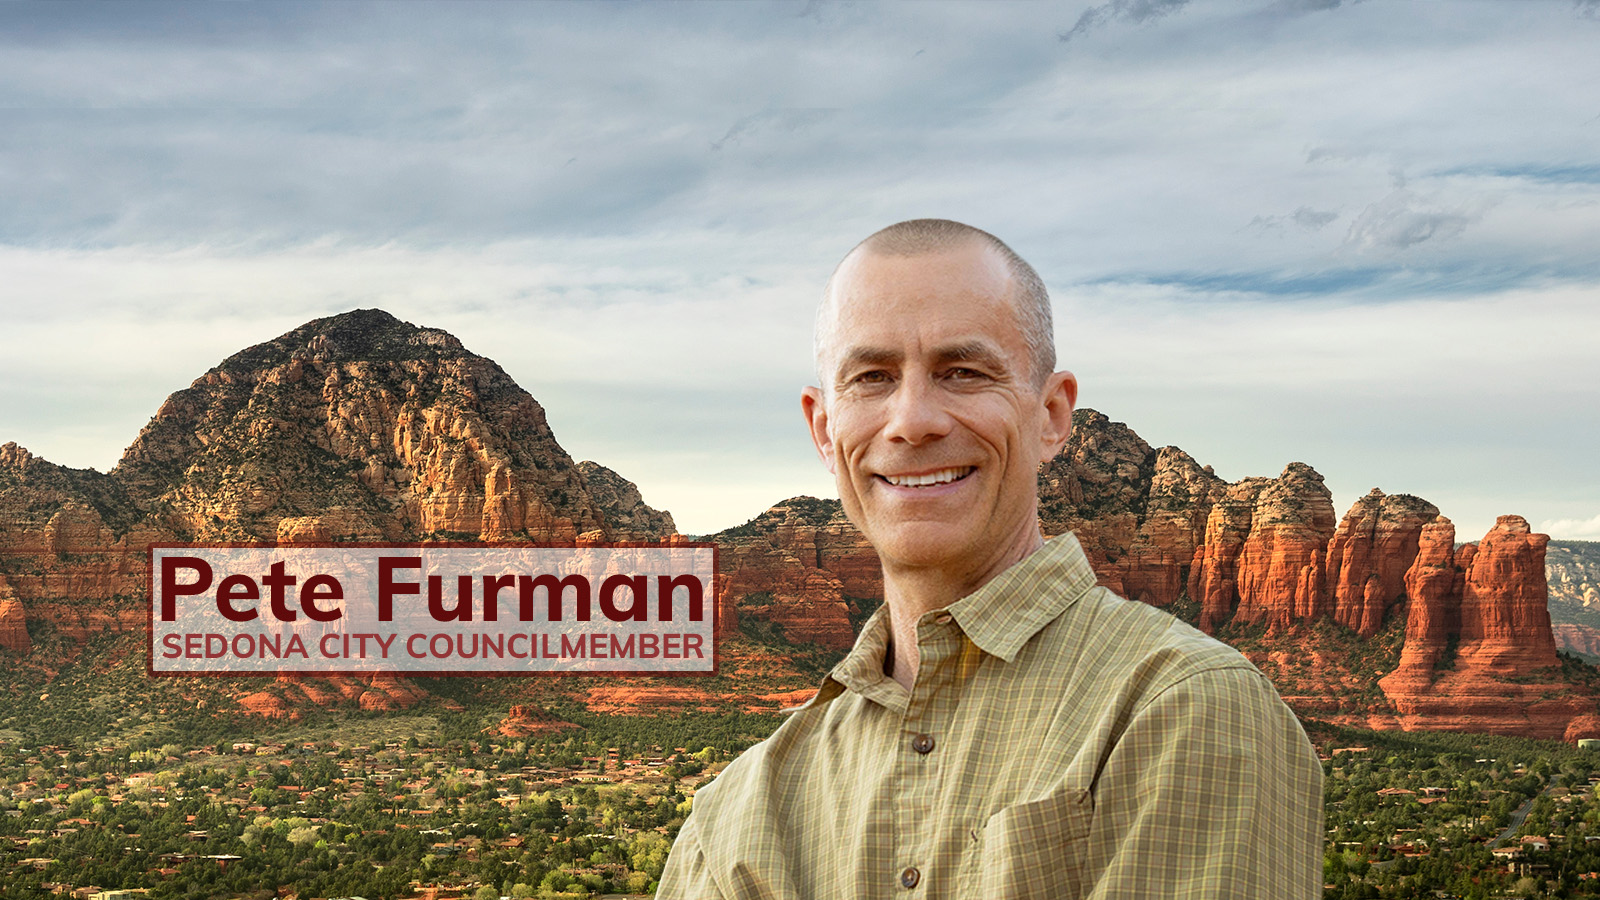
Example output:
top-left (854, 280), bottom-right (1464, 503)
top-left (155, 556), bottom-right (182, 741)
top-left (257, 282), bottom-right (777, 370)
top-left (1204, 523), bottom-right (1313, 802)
top-left (1035, 582), bottom-right (1269, 702)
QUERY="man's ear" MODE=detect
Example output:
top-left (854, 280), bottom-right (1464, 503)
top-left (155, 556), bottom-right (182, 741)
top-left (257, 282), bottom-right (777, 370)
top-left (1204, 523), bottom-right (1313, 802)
top-left (1038, 370), bottom-right (1078, 464)
top-left (800, 386), bottom-right (836, 474)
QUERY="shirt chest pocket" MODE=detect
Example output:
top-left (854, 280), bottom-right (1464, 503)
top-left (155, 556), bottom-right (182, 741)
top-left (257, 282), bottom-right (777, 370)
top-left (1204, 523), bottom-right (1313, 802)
top-left (957, 790), bottom-right (1094, 900)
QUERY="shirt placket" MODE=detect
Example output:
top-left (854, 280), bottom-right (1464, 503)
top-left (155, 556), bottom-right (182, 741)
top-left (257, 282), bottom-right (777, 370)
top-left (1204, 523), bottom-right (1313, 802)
top-left (887, 613), bottom-right (964, 899)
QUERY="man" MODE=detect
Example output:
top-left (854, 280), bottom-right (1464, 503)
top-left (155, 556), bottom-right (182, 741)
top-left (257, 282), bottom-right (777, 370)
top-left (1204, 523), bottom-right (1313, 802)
top-left (659, 220), bottom-right (1323, 899)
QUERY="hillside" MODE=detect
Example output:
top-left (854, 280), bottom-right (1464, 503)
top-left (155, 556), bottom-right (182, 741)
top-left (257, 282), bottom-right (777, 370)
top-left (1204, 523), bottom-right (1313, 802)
top-left (1548, 540), bottom-right (1600, 661)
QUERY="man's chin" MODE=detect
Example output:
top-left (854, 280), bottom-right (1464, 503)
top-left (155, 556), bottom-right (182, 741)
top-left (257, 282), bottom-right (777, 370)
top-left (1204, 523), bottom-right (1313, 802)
top-left (868, 523), bottom-right (984, 571)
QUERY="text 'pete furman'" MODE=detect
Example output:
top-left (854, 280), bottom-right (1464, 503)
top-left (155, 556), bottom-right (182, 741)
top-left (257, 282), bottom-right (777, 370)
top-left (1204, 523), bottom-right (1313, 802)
top-left (147, 544), bottom-right (717, 676)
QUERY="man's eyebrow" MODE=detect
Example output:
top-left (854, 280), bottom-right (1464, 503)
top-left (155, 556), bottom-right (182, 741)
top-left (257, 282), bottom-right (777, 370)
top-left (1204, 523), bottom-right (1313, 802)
top-left (835, 346), bottom-right (902, 374)
top-left (931, 340), bottom-right (1008, 370)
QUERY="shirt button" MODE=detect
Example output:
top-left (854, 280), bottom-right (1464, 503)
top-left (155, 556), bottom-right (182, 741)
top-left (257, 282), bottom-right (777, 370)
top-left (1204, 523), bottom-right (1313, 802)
top-left (900, 866), bottom-right (921, 889)
top-left (911, 733), bottom-right (935, 754)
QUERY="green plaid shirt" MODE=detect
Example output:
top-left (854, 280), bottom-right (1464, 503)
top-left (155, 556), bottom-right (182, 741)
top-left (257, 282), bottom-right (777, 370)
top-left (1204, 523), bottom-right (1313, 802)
top-left (660, 532), bottom-right (1323, 899)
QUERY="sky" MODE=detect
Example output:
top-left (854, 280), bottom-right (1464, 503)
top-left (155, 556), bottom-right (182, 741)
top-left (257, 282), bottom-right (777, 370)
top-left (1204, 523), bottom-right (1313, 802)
top-left (1, 0), bottom-right (1598, 540)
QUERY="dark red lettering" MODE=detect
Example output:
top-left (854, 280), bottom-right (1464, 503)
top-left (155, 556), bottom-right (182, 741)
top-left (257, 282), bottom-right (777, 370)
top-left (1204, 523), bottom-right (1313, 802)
top-left (262, 561), bottom-right (297, 621)
top-left (481, 574), bottom-right (516, 621)
top-left (301, 574), bottom-right (343, 622)
top-left (600, 574), bottom-right (648, 622)
top-left (378, 557), bottom-right (421, 621)
top-left (656, 574), bottom-right (704, 622)
top-left (523, 574), bottom-right (591, 622)
top-left (216, 574), bottom-right (259, 622)
top-left (160, 557), bottom-right (212, 622)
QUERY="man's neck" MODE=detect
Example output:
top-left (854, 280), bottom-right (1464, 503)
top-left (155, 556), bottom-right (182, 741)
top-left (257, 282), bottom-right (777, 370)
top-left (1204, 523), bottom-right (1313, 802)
top-left (881, 527), bottom-right (1046, 691)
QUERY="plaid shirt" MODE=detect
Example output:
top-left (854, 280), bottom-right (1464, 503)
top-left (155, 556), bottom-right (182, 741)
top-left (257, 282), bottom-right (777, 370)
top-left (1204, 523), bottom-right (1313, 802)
top-left (660, 532), bottom-right (1323, 899)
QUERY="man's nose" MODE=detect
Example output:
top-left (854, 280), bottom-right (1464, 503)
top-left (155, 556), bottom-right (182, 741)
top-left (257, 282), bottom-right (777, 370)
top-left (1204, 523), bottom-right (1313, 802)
top-left (882, 374), bottom-right (954, 445)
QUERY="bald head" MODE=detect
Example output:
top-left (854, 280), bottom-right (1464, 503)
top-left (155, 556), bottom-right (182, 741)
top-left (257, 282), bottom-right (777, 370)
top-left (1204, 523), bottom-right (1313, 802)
top-left (816, 219), bottom-right (1056, 390)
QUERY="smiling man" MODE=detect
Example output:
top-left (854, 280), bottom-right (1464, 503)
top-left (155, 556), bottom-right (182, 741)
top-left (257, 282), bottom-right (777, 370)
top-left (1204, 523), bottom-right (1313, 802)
top-left (658, 220), bottom-right (1323, 899)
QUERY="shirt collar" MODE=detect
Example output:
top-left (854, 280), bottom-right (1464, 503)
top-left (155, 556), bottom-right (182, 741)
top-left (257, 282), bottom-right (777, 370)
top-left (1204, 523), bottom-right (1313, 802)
top-left (793, 532), bottom-right (1100, 710)
top-left (947, 532), bottom-right (1099, 662)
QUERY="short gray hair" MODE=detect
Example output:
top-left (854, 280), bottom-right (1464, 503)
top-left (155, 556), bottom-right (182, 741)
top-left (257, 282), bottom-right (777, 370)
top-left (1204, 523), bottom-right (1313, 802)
top-left (816, 219), bottom-right (1055, 388)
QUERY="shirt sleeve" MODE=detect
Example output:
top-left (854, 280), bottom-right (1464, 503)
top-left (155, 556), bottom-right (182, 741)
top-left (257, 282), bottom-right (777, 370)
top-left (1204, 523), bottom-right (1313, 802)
top-left (1079, 666), bottom-right (1324, 900)
top-left (657, 809), bottom-right (726, 900)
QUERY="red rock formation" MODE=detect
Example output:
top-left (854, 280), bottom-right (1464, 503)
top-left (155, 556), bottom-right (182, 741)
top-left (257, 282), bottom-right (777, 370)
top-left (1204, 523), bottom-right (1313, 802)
top-left (714, 497), bottom-right (875, 650)
top-left (1456, 515), bottom-right (1559, 673)
top-left (583, 685), bottom-right (723, 715)
top-left (0, 577), bottom-right (29, 654)
top-left (1038, 412), bottom-right (1225, 607)
top-left (1117, 447), bottom-right (1226, 607)
top-left (358, 674), bottom-right (428, 711)
top-left (1379, 516), bottom-right (1587, 739)
top-left (8, 302), bottom-right (1598, 741)
top-left (238, 691), bottom-right (294, 720)
top-left (1378, 516), bottom-right (1462, 697)
top-left (1231, 463), bottom-right (1336, 632)
top-left (1326, 490), bottom-right (1439, 637)
top-left (1038, 410), bottom-right (1154, 593)
top-left (1190, 479), bottom-right (1269, 633)
top-left (495, 704), bottom-right (580, 737)
top-left (1565, 715), bottom-right (1600, 743)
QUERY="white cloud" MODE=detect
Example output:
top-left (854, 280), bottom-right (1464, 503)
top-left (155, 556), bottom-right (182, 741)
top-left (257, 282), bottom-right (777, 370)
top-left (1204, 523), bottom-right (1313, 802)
top-left (1541, 515), bottom-right (1600, 542)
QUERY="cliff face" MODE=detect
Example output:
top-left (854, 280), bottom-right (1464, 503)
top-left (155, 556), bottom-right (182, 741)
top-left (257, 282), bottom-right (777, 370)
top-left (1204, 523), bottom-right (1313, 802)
top-left (0, 443), bottom-right (157, 644)
top-left (1326, 490), bottom-right (1440, 637)
top-left (1547, 540), bottom-right (1600, 659)
top-left (1377, 516), bottom-right (1463, 696)
top-left (1231, 463), bottom-right (1338, 632)
top-left (1190, 478), bottom-right (1268, 633)
top-left (1457, 515), bottom-right (1558, 673)
top-left (1037, 410), bottom-right (1226, 607)
top-left (0, 581), bottom-right (29, 654)
top-left (710, 497), bottom-right (878, 651)
top-left (575, 461), bottom-right (676, 541)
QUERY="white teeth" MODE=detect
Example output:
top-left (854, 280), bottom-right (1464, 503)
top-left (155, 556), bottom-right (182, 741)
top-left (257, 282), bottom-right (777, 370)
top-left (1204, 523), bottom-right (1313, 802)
top-left (885, 467), bottom-right (972, 487)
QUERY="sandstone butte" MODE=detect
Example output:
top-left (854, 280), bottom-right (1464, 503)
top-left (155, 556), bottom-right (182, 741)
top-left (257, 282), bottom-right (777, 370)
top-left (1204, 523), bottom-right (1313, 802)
top-left (0, 311), bottom-right (1592, 740)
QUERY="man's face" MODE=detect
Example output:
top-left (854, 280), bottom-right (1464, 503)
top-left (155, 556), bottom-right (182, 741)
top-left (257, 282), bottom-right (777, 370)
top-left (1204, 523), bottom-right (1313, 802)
top-left (803, 241), bottom-right (1076, 581)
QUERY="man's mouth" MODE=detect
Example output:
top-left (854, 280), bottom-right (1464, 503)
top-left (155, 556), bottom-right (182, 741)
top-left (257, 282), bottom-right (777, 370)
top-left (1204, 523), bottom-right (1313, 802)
top-left (879, 467), bottom-right (975, 488)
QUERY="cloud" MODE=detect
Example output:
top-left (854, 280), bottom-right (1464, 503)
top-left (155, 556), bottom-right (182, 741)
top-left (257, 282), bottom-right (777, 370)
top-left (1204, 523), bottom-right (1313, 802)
top-left (1541, 514), bottom-right (1600, 541)
top-left (1342, 188), bottom-right (1478, 252)
top-left (1292, 207), bottom-right (1339, 230)
top-left (1058, 0), bottom-right (1191, 42)
top-left (1265, 0), bottom-right (1362, 13)
top-left (1245, 206), bottom-right (1339, 235)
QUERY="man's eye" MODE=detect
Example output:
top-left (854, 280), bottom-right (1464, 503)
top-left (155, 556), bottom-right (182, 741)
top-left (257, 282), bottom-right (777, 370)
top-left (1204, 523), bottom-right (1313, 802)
top-left (945, 367), bottom-right (986, 381)
top-left (852, 371), bottom-right (891, 384)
